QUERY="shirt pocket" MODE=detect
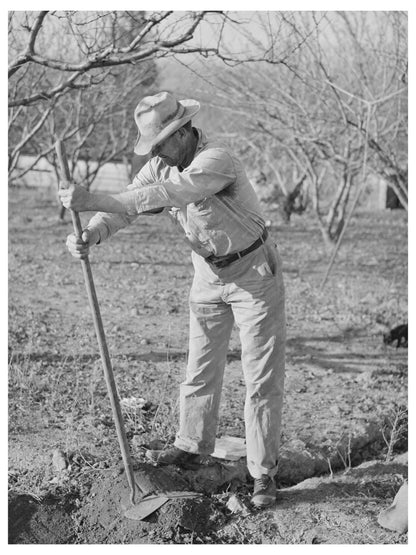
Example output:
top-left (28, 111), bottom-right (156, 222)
top-left (187, 198), bottom-right (221, 230)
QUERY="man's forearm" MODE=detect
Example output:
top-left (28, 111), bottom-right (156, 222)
top-left (86, 191), bottom-right (138, 214)
top-left (86, 211), bottom-right (138, 243)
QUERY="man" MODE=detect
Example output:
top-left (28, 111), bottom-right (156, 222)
top-left (59, 91), bottom-right (286, 508)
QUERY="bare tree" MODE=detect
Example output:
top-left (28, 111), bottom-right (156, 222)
top-left (188, 11), bottom-right (407, 248)
top-left (8, 11), bottom-right (204, 106)
top-left (8, 11), bottom-right (159, 188)
top-left (8, 10), bottom-right (298, 108)
top-left (8, 10), bottom-right (305, 200)
top-left (9, 11), bottom-right (407, 238)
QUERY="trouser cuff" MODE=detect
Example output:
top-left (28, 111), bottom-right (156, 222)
top-left (247, 460), bottom-right (279, 480)
top-left (174, 435), bottom-right (214, 455)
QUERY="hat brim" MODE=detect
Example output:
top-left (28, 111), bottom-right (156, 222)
top-left (134, 99), bottom-right (200, 156)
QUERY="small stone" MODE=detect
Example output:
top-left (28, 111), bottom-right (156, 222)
top-left (296, 386), bottom-right (307, 393)
top-left (52, 449), bottom-right (68, 472)
top-left (226, 494), bottom-right (251, 516)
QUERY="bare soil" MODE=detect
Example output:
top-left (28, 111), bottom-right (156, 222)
top-left (8, 187), bottom-right (408, 544)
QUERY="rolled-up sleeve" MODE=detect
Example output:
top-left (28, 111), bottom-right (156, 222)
top-left (130, 148), bottom-right (236, 213)
top-left (87, 212), bottom-right (137, 242)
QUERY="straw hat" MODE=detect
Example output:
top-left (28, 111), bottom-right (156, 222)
top-left (133, 91), bottom-right (200, 155)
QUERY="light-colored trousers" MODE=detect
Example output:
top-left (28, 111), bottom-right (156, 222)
top-left (174, 237), bottom-right (286, 479)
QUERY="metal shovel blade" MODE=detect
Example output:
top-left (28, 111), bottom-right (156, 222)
top-left (123, 491), bottom-right (204, 521)
top-left (124, 495), bottom-right (169, 521)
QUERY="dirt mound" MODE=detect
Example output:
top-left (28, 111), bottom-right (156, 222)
top-left (8, 492), bottom-right (76, 544)
top-left (73, 459), bottom-right (246, 543)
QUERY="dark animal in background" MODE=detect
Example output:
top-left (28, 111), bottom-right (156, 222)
top-left (383, 324), bottom-right (408, 348)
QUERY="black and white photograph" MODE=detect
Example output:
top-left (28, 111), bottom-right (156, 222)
top-left (7, 4), bottom-right (409, 546)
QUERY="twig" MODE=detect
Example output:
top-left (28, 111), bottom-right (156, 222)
top-left (327, 457), bottom-right (334, 479)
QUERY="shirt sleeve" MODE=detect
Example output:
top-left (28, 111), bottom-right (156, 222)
top-left (85, 161), bottom-right (160, 239)
top-left (129, 148), bottom-right (236, 213)
top-left (86, 212), bottom-right (137, 242)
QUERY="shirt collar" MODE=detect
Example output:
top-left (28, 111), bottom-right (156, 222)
top-left (194, 127), bottom-right (207, 155)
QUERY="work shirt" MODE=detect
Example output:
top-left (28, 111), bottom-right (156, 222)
top-left (88, 129), bottom-right (265, 258)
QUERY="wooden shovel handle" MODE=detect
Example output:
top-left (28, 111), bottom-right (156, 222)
top-left (54, 139), bottom-right (139, 504)
top-left (55, 140), bottom-right (85, 239)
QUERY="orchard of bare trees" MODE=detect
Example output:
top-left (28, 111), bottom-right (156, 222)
top-left (8, 11), bottom-right (407, 243)
top-left (8, 12), bottom-right (409, 544)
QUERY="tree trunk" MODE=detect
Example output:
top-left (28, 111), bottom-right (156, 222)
top-left (333, 176), bottom-right (353, 240)
top-left (58, 204), bottom-right (66, 221)
top-left (325, 171), bottom-right (354, 241)
top-left (317, 220), bottom-right (333, 252)
top-left (309, 172), bottom-right (334, 252)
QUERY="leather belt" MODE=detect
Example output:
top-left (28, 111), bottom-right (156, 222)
top-left (206, 228), bottom-right (268, 269)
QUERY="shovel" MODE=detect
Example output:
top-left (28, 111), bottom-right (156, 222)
top-left (55, 140), bottom-right (202, 520)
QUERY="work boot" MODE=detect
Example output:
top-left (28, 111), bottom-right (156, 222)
top-left (251, 475), bottom-right (277, 508)
top-left (145, 446), bottom-right (200, 469)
